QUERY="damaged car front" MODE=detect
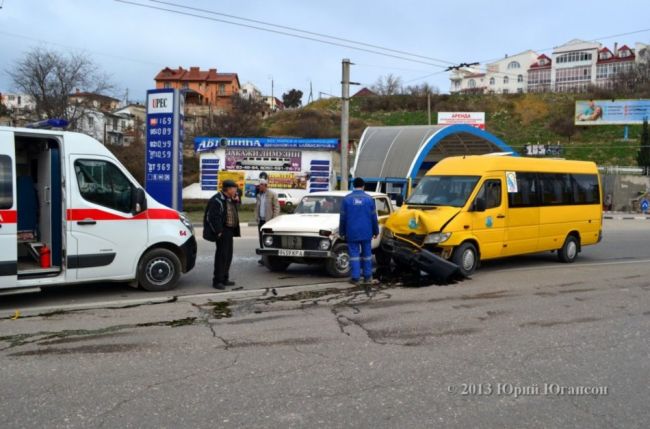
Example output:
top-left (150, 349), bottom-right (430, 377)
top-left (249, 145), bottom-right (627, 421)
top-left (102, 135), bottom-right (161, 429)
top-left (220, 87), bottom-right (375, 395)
top-left (381, 175), bottom-right (483, 281)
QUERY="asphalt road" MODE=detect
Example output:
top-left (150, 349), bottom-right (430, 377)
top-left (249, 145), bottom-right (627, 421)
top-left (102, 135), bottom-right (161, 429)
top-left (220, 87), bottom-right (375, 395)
top-left (1, 220), bottom-right (648, 311)
top-left (1, 219), bottom-right (649, 428)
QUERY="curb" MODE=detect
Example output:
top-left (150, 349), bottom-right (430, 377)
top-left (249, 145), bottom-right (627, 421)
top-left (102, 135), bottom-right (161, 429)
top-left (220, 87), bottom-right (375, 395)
top-left (604, 216), bottom-right (650, 220)
top-left (0, 282), bottom-right (351, 319)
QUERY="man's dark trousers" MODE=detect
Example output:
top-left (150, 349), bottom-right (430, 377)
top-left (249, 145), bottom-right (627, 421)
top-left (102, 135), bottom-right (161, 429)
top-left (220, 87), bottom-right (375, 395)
top-left (213, 227), bottom-right (235, 285)
top-left (257, 219), bottom-right (266, 249)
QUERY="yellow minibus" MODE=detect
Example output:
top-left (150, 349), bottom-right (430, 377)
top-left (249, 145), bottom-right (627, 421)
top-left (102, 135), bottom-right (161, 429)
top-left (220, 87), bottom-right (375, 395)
top-left (382, 155), bottom-right (602, 277)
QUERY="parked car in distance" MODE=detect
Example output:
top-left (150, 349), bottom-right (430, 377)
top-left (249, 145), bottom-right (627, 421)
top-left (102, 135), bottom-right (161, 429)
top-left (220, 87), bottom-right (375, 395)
top-left (255, 191), bottom-right (394, 277)
top-left (276, 191), bottom-right (301, 210)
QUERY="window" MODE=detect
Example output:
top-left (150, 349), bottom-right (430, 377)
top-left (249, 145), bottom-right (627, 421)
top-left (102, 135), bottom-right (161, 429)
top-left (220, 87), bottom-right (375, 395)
top-left (476, 180), bottom-right (502, 209)
top-left (572, 174), bottom-right (600, 204)
top-left (75, 160), bottom-right (134, 213)
top-left (539, 174), bottom-right (573, 205)
top-left (468, 79), bottom-right (476, 88)
top-left (278, 193), bottom-right (286, 199)
top-left (0, 155), bottom-right (13, 209)
top-left (218, 84), bottom-right (226, 95)
top-left (113, 118), bottom-right (118, 130)
top-left (556, 52), bottom-right (592, 64)
top-left (517, 74), bottom-right (524, 83)
top-left (503, 76), bottom-right (509, 84)
top-left (489, 77), bottom-right (495, 85)
top-left (88, 117), bottom-right (94, 128)
top-left (503, 89), bottom-right (509, 94)
top-left (408, 176), bottom-right (480, 208)
top-left (17, 96), bottom-right (22, 106)
top-left (375, 198), bottom-right (391, 216)
top-left (517, 88), bottom-right (524, 93)
top-left (164, 82), bottom-right (171, 89)
top-left (507, 61), bottom-right (521, 69)
top-left (508, 173), bottom-right (539, 208)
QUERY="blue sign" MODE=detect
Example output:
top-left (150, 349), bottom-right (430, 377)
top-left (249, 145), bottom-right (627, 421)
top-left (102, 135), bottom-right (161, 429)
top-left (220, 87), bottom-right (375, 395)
top-left (146, 89), bottom-right (183, 210)
top-left (194, 137), bottom-right (339, 153)
top-left (641, 199), bottom-right (649, 213)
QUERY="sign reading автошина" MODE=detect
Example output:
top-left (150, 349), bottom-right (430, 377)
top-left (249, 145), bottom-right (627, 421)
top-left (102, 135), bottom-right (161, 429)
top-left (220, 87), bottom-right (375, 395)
top-left (575, 99), bottom-right (650, 125)
top-left (194, 137), bottom-right (339, 153)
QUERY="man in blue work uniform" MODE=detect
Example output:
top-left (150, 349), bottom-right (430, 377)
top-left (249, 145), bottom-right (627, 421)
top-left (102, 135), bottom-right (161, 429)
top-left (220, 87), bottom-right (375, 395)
top-left (339, 177), bottom-right (379, 286)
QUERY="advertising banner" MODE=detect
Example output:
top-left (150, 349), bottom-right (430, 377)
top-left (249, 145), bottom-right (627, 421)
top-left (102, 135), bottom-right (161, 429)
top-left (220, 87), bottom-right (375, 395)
top-left (438, 112), bottom-right (485, 129)
top-left (575, 99), bottom-right (650, 125)
top-left (268, 172), bottom-right (308, 189)
top-left (217, 171), bottom-right (245, 192)
top-left (225, 149), bottom-right (301, 171)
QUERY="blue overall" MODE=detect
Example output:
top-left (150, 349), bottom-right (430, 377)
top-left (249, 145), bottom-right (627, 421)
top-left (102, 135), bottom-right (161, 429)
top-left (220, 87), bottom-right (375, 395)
top-left (339, 190), bottom-right (379, 281)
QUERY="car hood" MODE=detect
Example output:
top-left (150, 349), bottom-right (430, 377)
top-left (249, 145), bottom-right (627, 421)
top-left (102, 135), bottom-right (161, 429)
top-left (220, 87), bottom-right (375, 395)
top-left (263, 213), bottom-right (339, 233)
top-left (385, 205), bottom-right (461, 235)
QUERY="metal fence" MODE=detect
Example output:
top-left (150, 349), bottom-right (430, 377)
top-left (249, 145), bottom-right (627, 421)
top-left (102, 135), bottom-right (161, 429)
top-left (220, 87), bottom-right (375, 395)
top-left (598, 166), bottom-right (648, 175)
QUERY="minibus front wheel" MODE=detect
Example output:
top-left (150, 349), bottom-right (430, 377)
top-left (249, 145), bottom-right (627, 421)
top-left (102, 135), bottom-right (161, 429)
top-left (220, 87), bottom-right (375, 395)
top-left (452, 242), bottom-right (478, 277)
top-left (558, 234), bottom-right (580, 263)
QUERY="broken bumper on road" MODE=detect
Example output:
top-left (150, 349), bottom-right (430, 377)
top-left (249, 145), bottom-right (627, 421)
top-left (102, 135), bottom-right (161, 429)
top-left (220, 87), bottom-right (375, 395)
top-left (381, 237), bottom-right (460, 283)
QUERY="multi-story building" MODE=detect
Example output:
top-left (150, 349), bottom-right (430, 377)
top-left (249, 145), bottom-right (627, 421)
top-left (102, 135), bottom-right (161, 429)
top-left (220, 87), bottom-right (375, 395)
top-left (239, 82), bottom-right (262, 101)
top-left (450, 51), bottom-right (538, 94)
top-left (0, 92), bottom-right (36, 111)
top-left (450, 39), bottom-right (649, 94)
top-left (154, 66), bottom-right (241, 112)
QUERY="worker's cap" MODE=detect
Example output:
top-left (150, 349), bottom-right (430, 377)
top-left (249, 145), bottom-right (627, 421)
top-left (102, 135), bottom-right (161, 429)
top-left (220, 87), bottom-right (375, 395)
top-left (353, 177), bottom-right (365, 188)
top-left (222, 180), bottom-right (238, 189)
top-left (258, 179), bottom-right (268, 185)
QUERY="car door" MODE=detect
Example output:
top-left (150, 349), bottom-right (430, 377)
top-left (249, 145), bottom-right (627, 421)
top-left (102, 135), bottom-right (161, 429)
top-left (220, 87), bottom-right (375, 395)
top-left (372, 196), bottom-right (392, 248)
top-left (0, 131), bottom-right (17, 288)
top-left (470, 178), bottom-right (507, 259)
top-left (68, 155), bottom-right (148, 281)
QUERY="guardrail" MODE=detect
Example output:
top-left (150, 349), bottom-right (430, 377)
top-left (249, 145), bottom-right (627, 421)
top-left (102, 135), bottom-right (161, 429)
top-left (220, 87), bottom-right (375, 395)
top-left (599, 166), bottom-right (647, 175)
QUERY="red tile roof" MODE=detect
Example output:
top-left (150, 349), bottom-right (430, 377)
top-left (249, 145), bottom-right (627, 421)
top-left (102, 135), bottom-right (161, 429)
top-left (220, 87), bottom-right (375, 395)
top-left (155, 67), bottom-right (240, 86)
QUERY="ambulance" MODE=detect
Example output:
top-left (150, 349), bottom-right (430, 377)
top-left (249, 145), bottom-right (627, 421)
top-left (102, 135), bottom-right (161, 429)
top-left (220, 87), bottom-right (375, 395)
top-left (0, 124), bottom-right (197, 294)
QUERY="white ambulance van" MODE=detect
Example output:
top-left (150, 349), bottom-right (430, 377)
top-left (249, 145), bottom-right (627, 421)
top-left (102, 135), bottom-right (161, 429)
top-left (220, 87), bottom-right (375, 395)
top-left (0, 125), bottom-right (197, 294)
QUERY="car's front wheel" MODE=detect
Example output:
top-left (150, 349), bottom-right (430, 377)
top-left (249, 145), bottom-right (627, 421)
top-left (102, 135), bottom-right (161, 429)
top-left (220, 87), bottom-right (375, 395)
top-left (325, 243), bottom-right (350, 277)
top-left (138, 248), bottom-right (181, 291)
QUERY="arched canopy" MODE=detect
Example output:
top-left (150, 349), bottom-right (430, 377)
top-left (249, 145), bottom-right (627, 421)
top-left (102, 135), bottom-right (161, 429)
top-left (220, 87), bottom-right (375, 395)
top-left (352, 124), bottom-right (516, 180)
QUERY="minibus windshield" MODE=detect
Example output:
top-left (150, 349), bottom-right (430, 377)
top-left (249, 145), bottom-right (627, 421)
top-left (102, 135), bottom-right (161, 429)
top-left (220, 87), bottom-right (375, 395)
top-left (407, 175), bottom-right (480, 207)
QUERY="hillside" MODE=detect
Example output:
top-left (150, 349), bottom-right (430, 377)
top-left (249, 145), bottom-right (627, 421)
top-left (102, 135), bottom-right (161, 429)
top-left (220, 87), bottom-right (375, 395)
top-left (263, 93), bottom-right (644, 166)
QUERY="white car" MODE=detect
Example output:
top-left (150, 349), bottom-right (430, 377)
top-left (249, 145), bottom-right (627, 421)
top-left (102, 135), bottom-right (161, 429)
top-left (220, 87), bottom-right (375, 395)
top-left (255, 191), bottom-right (394, 277)
top-left (276, 191), bottom-right (301, 210)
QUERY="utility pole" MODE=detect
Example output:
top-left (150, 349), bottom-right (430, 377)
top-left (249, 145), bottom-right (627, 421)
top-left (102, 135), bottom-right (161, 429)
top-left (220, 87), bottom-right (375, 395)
top-left (271, 79), bottom-right (275, 111)
top-left (427, 91), bottom-right (431, 125)
top-left (340, 59), bottom-right (351, 191)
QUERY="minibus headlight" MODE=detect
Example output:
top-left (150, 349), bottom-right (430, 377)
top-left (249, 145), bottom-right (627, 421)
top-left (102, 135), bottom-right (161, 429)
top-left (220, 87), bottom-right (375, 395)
top-left (319, 239), bottom-right (331, 250)
top-left (264, 235), bottom-right (275, 247)
top-left (179, 212), bottom-right (194, 233)
top-left (424, 232), bottom-right (451, 244)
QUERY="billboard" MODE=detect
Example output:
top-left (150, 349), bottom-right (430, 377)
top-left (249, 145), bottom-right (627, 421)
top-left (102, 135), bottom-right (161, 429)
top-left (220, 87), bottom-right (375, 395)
top-left (438, 112), bottom-right (485, 129)
top-left (217, 171), bottom-right (245, 192)
top-left (225, 149), bottom-right (301, 171)
top-left (575, 99), bottom-right (650, 125)
top-left (146, 88), bottom-right (184, 210)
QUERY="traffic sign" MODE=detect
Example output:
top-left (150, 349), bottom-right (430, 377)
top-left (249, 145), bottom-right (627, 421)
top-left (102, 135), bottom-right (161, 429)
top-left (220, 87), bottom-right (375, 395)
top-left (641, 199), bottom-right (649, 214)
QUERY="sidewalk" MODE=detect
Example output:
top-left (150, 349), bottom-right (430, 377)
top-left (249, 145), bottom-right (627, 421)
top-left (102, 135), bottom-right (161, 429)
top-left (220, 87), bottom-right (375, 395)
top-left (603, 211), bottom-right (650, 220)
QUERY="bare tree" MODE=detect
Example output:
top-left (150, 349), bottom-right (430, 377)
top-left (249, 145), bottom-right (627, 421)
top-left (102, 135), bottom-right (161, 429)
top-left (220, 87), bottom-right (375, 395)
top-left (7, 47), bottom-right (113, 127)
top-left (404, 82), bottom-right (440, 96)
top-left (371, 73), bottom-right (403, 95)
top-left (611, 61), bottom-right (650, 98)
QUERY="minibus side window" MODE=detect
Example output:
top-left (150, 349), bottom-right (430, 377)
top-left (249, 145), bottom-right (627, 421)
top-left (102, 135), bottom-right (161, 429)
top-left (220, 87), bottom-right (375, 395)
top-left (75, 160), bottom-right (134, 213)
top-left (572, 174), bottom-right (600, 204)
top-left (0, 155), bottom-right (12, 209)
top-left (507, 173), bottom-right (538, 208)
top-left (539, 173), bottom-right (573, 205)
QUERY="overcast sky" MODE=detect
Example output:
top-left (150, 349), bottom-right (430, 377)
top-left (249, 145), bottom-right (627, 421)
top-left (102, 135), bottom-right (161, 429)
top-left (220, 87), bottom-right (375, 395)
top-left (1, 0), bottom-right (649, 103)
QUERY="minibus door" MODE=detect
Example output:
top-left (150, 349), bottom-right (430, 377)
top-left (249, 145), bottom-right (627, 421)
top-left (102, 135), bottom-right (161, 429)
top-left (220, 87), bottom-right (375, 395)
top-left (470, 178), bottom-right (507, 259)
top-left (0, 131), bottom-right (17, 288)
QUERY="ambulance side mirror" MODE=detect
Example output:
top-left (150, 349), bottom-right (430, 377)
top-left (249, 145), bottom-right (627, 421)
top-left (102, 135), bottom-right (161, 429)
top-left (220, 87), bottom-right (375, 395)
top-left (133, 188), bottom-right (147, 213)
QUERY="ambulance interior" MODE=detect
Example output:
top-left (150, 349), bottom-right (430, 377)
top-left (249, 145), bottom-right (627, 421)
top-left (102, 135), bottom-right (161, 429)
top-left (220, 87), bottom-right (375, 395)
top-left (15, 136), bottom-right (63, 278)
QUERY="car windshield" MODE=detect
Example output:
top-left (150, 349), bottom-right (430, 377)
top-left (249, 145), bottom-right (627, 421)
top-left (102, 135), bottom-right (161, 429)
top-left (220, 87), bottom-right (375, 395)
top-left (407, 175), bottom-right (480, 207)
top-left (295, 196), bottom-right (343, 214)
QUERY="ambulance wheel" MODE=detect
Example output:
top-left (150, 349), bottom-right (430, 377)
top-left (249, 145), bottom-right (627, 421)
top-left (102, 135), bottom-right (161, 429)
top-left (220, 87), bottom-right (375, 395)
top-left (452, 242), bottom-right (478, 278)
top-left (326, 243), bottom-right (350, 277)
top-left (263, 255), bottom-right (290, 272)
top-left (558, 235), bottom-right (579, 263)
top-left (138, 248), bottom-right (181, 291)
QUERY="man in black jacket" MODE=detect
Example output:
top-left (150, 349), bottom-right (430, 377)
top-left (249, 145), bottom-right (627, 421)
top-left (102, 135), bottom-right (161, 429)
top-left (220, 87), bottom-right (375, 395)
top-left (204, 180), bottom-right (241, 289)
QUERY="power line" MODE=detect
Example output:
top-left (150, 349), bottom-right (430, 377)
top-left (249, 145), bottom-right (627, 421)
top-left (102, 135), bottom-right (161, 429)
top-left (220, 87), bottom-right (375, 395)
top-left (148, 0), bottom-right (457, 66)
top-left (114, 0), bottom-right (450, 69)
